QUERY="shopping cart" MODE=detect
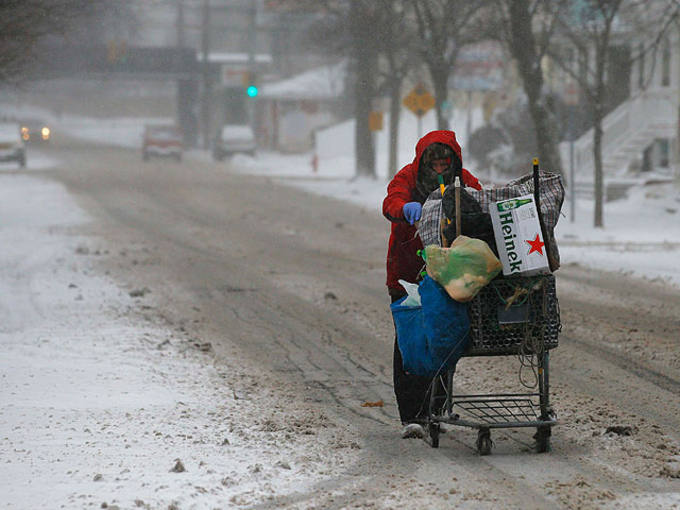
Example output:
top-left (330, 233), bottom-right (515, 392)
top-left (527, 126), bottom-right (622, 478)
top-left (425, 273), bottom-right (560, 454)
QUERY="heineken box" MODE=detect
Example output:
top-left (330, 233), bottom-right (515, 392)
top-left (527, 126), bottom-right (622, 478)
top-left (490, 194), bottom-right (550, 276)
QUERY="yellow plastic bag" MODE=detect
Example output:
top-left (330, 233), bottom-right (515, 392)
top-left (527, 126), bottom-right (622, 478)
top-left (425, 235), bottom-right (502, 302)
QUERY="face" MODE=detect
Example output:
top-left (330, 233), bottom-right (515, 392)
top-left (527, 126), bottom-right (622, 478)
top-left (430, 158), bottom-right (451, 174)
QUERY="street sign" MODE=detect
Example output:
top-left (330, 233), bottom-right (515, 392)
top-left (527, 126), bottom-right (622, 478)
top-left (483, 92), bottom-right (498, 122)
top-left (368, 111), bottom-right (383, 131)
top-left (450, 41), bottom-right (504, 92)
top-left (107, 40), bottom-right (127, 64)
top-left (403, 84), bottom-right (435, 117)
top-left (564, 82), bottom-right (580, 106)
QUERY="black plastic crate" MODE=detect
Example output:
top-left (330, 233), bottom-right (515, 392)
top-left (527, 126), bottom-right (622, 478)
top-left (465, 274), bottom-right (560, 356)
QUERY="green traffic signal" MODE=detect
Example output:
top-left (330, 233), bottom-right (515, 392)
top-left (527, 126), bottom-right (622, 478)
top-left (246, 85), bottom-right (258, 98)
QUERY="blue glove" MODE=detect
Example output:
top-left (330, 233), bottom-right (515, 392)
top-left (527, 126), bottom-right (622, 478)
top-left (402, 202), bottom-right (422, 225)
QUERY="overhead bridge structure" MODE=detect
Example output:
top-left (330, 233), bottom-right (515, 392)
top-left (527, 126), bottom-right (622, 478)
top-left (37, 45), bottom-right (203, 147)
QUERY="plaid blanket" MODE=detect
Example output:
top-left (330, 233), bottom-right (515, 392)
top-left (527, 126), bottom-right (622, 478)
top-left (418, 172), bottom-right (565, 267)
top-left (420, 196), bottom-right (445, 248)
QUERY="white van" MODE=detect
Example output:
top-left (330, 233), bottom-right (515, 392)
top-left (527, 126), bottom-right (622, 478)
top-left (212, 124), bottom-right (256, 161)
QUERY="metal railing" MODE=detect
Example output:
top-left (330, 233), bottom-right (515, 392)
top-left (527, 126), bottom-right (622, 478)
top-left (560, 87), bottom-right (677, 179)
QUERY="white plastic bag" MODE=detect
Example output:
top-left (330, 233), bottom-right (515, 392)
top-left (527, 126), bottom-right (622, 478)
top-left (398, 279), bottom-right (421, 307)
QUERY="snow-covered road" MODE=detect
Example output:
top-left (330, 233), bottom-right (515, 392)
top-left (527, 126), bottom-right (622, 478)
top-left (1, 143), bottom-right (679, 509)
top-left (0, 170), bottom-right (362, 509)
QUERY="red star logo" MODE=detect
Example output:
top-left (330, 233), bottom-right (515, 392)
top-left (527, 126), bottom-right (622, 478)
top-left (526, 234), bottom-right (545, 255)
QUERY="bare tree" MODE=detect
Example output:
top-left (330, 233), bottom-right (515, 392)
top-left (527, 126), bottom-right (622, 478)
top-left (547, 0), bottom-right (680, 227)
top-left (308, 0), bottom-right (383, 178)
top-left (412, 0), bottom-right (488, 130)
top-left (349, 0), bottom-right (381, 178)
top-left (491, 0), bottom-right (565, 177)
top-left (0, 0), bottom-right (135, 84)
top-left (376, 0), bottom-right (419, 179)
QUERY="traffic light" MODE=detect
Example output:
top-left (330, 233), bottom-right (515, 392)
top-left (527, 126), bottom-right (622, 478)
top-left (242, 71), bottom-right (258, 98)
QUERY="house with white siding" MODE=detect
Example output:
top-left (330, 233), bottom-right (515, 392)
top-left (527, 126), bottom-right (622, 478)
top-left (559, 21), bottom-right (680, 196)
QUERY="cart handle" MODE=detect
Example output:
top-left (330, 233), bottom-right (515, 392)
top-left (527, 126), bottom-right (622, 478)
top-left (532, 158), bottom-right (556, 272)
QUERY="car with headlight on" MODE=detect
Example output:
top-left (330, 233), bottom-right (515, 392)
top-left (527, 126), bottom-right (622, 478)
top-left (0, 123), bottom-right (26, 168)
top-left (20, 119), bottom-right (51, 144)
top-left (142, 125), bottom-right (183, 162)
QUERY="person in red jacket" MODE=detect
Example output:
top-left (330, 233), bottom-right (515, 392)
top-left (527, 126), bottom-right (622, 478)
top-left (382, 130), bottom-right (481, 438)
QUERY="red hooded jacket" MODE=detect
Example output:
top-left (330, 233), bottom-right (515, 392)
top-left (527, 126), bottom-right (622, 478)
top-left (382, 130), bottom-right (481, 295)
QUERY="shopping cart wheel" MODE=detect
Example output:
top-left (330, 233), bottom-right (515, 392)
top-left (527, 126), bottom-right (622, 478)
top-left (476, 428), bottom-right (492, 456)
top-left (535, 426), bottom-right (551, 453)
top-left (429, 423), bottom-right (440, 448)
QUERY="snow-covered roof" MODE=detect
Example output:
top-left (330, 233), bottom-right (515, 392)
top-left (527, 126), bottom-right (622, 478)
top-left (197, 52), bottom-right (273, 64)
top-left (260, 61), bottom-right (346, 101)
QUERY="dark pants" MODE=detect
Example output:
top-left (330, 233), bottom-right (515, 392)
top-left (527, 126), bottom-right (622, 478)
top-left (391, 292), bottom-right (434, 424)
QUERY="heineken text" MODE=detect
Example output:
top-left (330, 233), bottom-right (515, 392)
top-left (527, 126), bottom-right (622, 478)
top-left (499, 211), bottom-right (522, 272)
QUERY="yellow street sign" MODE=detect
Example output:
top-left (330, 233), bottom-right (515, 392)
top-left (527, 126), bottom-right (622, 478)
top-left (368, 111), bottom-right (383, 131)
top-left (403, 84), bottom-right (435, 117)
top-left (107, 40), bottom-right (128, 64)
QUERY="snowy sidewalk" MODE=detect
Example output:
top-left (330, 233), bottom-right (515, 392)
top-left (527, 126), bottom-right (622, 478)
top-left (0, 174), bottom-right (359, 509)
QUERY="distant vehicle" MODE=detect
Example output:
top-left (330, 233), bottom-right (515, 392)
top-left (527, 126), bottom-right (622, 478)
top-left (213, 124), bottom-right (256, 161)
top-left (142, 125), bottom-right (183, 162)
top-left (0, 123), bottom-right (26, 168)
top-left (20, 119), bottom-right (51, 144)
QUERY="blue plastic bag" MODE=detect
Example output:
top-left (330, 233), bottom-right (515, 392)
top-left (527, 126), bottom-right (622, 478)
top-left (390, 275), bottom-right (470, 377)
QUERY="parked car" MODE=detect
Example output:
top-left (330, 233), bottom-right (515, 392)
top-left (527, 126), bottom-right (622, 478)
top-left (0, 123), bottom-right (26, 168)
top-left (213, 124), bottom-right (256, 161)
top-left (142, 125), bottom-right (183, 161)
top-left (20, 119), bottom-right (51, 144)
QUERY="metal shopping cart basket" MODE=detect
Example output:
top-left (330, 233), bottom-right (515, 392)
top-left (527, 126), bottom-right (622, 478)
top-left (425, 273), bottom-right (560, 454)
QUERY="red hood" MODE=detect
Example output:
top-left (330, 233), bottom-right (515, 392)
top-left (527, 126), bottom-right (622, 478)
top-left (412, 130), bottom-right (463, 168)
top-left (411, 129), bottom-right (480, 190)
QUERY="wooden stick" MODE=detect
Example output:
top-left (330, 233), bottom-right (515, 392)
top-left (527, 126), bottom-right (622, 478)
top-left (455, 176), bottom-right (461, 238)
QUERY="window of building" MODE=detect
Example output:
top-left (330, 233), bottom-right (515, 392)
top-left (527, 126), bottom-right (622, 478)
top-left (662, 39), bottom-right (671, 86)
top-left (638, 43), bottom-right (645, 89)
top-left (657, 138), bottom-right (670, 168)
top-left (642, 144), bottom-right (652, 172)
top-left (578, 49), bottom-right (589, 86)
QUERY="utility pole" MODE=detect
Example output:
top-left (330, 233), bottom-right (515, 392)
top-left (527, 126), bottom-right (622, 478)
top-left (200, 0), bottom-right (212, 150)
top-left (247, 1), bottom-right (257, 129)
top-left (176, 0), bottom-right (189, 146)
top-left (176, 0), bottom-right (185, 47)
top-left (565, 83), bottom-right (578, 223)
top-left (676, 26), bottom-right (680, 182)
